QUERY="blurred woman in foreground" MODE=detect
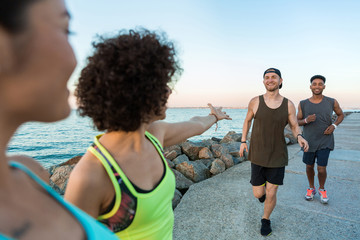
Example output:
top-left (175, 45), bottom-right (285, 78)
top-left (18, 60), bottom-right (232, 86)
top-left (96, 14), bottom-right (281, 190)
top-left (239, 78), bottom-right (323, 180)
top-left (65, 29), bottom-right (231, 239)
top-left (0, 0), bottom-right (117, 239)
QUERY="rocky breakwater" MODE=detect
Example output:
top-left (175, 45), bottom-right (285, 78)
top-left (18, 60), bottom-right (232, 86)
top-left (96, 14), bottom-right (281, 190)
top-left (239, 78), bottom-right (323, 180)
top-left (49, 130), bottom-right (297, 208)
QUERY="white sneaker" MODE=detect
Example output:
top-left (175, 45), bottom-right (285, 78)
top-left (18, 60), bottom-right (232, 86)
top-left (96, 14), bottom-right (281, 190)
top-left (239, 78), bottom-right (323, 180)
top-left (305, 188), bottom-right (316, 201)
top-left (318, 188), bottom-right (329, 204)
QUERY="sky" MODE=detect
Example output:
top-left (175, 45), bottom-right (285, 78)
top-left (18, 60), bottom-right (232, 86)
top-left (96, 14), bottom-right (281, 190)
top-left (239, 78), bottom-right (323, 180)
top-left (66, 0), bottom-right (360, 109)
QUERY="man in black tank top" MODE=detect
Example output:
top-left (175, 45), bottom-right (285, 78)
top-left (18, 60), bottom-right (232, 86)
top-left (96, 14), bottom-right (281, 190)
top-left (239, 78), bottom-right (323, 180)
top-left (239, 68), bottom-right (309, 237)
top-left (297, 75), bottom-right (344, 204)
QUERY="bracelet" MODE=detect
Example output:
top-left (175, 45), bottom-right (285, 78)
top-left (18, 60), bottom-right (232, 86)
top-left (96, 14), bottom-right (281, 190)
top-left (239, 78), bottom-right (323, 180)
top-left (240, 141), bottom-right (247, 143)
top-left (304, 118), bottom-right (308, 124)
top-left (297, 133), bottom-right (303, 139)
top-left (209, 113), bottom-right (219, 122)
top-left (332, 123), bottom-right (337, 129)
top-left (209, 113), bottom-right (219, 131)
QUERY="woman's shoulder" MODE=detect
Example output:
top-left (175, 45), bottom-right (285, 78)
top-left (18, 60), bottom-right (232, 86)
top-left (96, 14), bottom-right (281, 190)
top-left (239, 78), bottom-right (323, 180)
top-left (8, 155), bottom-right (49, 183)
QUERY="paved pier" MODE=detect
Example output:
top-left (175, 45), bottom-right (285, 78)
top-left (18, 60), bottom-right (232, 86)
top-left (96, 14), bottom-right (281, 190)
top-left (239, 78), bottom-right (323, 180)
top-left (173, 113), bottom-right (360, 240)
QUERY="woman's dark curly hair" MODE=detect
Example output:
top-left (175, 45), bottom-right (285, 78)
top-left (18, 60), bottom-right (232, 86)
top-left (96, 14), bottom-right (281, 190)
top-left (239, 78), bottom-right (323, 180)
top-left (76, 29), bottom-right (182, 132)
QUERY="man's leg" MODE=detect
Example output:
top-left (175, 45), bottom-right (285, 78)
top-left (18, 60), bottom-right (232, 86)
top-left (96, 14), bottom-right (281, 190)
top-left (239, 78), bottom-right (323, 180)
top-left (316, 148), bottom-right (330, 203)
top-left (251, 163), bottom-right (266, 202)
top-left (262, 182), bottom-right (278, 220)
top-left (306, 164), bottom-right (315, 188)
top-left (317, 166), bottom-right (327, 189)
top-left (303, 152), bottom-right (317, 200)
top-left (252, 184), bottom-right (266, 198)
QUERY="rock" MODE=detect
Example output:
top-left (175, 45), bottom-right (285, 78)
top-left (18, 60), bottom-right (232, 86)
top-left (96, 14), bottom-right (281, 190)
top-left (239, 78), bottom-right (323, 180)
top-left (173, 154), bottom-right (190, 166)
top-left (220, 131), bottom-right (242, 143)
top-left (172, 189), bottom-right (183, 209)
top-left (176, 161), bottom-right (210, 182)
top-left (211, 137), bottom-right (222, 142)
top-left (221, 142), bottom-right (241, 158)
top-left (164, 144), bottom-right (182, 155)
top-left (48, 155), bottom-right (81, 175)
top-left (211, 144), bottom-right (229, 158)
top-left (59, 155), bottom-right (82, 166)
top-left (181, 141), bottom-right (204, 160)
top-left (284, 124), bottom-right (297, 144)
top-left (172, 169), bottom-right (194, 190)
top-left (220, 153), bottom-right (235, 169)
top-left (201, 139), bottom-right (218, 147)
top-left (198, 147), bottom-right (214, 159)
top-left (210, 158), bottom-right (226, 175)
top-left (165, 150), bottom-right (179, 161)
top-left (233, 156), bottom-right (246, 165)
top-left (49, 165), bottom-right (75, 195)
top-left (197, 159), bottom-right (214, 169)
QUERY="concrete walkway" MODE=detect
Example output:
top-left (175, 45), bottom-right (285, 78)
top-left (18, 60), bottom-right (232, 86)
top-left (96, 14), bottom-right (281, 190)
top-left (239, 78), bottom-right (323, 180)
top-left (173, 113), bottom-right (360, 240)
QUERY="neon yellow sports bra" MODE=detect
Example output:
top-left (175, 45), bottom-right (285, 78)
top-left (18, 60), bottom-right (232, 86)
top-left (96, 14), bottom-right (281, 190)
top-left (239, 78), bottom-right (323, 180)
top-left (88, 131), bottom-right (175, 240)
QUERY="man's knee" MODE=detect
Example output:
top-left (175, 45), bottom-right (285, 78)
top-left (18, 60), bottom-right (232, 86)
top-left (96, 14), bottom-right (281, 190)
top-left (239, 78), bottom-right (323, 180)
top-left (306, 164), bottom-right (315, 170)
top-left (317, 166), bottom-right (327, 174)
top-left (265, 184), bottom-right (278, 199)
top-left (252, 185), bottom-right (265, 198)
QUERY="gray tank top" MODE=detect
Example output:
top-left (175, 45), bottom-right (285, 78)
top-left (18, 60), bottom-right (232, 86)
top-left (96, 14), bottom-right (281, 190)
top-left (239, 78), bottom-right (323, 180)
top-left (249, 95), bottom-right (289, 168)
top-left (300, 96), bottom-right (335, 152)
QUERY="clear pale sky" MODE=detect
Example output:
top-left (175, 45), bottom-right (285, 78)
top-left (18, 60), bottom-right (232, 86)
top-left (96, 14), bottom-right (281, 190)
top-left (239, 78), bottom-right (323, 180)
top-left (66, 0), bottom-right (360, 109)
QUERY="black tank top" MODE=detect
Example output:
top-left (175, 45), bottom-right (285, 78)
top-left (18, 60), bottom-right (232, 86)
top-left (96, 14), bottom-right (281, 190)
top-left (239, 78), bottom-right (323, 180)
top-left (249, 95), bottom-right (289, 167)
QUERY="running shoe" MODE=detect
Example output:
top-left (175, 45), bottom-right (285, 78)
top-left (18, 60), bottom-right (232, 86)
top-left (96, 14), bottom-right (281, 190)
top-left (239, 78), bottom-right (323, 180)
top-left (305, 188), bottom-right (316, 201)
top-left (258, 194), bottom-right (266, 203)
top-left (260, 218), bottom-right (272, 236)
top-left (318, 188), bottom-right (329, 204)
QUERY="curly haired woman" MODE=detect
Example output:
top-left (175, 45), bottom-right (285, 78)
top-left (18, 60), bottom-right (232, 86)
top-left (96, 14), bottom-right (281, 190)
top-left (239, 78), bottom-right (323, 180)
top-left (64, 29), bottom-right (231, 239)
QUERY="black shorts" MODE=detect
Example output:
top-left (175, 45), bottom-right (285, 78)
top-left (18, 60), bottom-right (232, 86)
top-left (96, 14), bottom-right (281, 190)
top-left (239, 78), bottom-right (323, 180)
top-left (302, 148), bottom-right (331, 167)
top-left (250, 163), bottom-right (285, 186)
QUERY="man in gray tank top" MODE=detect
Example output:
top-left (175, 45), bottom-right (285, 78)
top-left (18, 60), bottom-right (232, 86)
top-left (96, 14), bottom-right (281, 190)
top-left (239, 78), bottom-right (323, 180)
top-left (239, 68), bottom-right (309, 237)
top-left (297, 75), bottom-right (344, 204)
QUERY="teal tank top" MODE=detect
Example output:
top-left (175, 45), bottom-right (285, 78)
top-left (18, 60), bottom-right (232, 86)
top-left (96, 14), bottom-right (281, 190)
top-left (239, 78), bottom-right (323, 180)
top-left (0, 161), bottom-right (118, 240)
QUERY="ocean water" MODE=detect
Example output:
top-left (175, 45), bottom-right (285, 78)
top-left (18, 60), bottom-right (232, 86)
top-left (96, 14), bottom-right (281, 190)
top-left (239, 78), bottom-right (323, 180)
top-left (7, 108), bottom-right (247, 168)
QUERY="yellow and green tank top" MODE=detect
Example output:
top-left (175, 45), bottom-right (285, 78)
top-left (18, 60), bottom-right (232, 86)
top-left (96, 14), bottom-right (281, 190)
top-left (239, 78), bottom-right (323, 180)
top-left (88, 131), bottom-right (176, 240)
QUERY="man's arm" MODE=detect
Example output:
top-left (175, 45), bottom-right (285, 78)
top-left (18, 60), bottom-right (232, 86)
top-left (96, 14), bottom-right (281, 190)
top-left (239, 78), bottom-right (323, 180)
top-left (288, 100), bottom-right (309, 152)
top-left (297, 102), bottom-right (316, 126)
top-left (239, 97), bottom-right (258, 157)
top-left (148, 103), bottom-right (231, 147)
top-left (324, 99), bottom-right (344, 134)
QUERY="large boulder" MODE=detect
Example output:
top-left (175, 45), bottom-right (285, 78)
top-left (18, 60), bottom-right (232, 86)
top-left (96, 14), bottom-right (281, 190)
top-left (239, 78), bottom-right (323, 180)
top-left (175, 161), bottom-right (210, 182)
top-left (172, 154), bottom-right (190, 166)
top-left (181, 141), bottom-right (204, 160)
top-left (164, 144), bottom-right (182, 155)
top-left (201, 139), bottom-right (218, 148)
top-left (49, 165), bottom-right (74, 195)
top-left (220, 131), bottom-right (242, 143)
top-left (210, 158), bottom-right (226, 175)
top-left (172, 189), bottom-right (183, 209)
top-left (211, 144), bottom-right (229, 158)
top-left (172, 169), bottom-right (194, 190)
top-left (221, 142), bottom-right (241, 158)
top-left (198, 147), bottom-right (214, 159)
top-left (220, 153), bottom-right (235, 169)
top-left (197, 159), bottom-right (214, 169)
top-left (165, 150), bottom-right (179, 161)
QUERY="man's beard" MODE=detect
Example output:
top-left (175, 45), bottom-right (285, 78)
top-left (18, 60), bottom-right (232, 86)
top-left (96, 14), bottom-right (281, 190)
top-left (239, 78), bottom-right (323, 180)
top-left (266, 85), bottom-right (279, 92)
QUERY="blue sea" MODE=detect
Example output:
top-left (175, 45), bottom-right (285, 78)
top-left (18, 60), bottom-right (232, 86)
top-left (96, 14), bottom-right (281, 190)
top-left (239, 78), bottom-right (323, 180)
top-left (7, 108), bottom-right (247, 168)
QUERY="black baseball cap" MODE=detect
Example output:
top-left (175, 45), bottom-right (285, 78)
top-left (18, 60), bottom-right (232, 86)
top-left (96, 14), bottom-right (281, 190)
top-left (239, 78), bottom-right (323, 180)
top-left (263, 68), bottom-right (282, 89)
